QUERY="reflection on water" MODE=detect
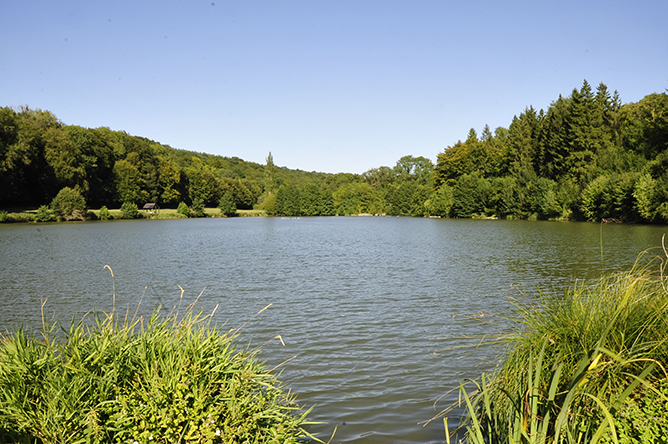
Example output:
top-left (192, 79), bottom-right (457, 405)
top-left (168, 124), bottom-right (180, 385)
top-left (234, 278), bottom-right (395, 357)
top-left (0, 217), bottom-right (666, 443)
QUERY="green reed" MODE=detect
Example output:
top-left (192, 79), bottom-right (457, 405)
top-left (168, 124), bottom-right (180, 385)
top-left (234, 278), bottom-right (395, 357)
top-left (445, 248), bottom-right (668, 444)
top-left (0, 302), bottom-right (314, 444)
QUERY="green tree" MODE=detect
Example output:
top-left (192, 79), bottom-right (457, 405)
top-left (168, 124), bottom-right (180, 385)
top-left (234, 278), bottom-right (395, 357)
top-left (386, 181), bottom-right (426, 216)
top-left (620, 92), bottom-right (668, 160)
top-left (113, 159), bottom-right (147, 204)
top-left (451, 173), bottom-right (491, 218)
top-left (43, 127), bottom-right (90, 195)
top-left (564, 80), bottom-right (607, 184)
top-left (275, 184), bottom-right (302, 216)
top-left (363, 166), bottom-right (396, 189)
top-left (425, 184), bottom-right (453, 217)
top-left (435, 135), bottom-right (478, 186)
top-left (506, 107), bottom-right (542, 178)
top-left (300, 183), bottom-right (322, 216)
top-left (50, 187), bottom-right (87, 221)
top-left (633, 173), bottom-right (668, 223)
top-left (264, 151), bottom-right (276, 193)
top-left (184, 157), bottom-right (215, 205)
top-left (530, 177), bottom-right (562, 219)
top-left (490, 176), bottom-right (524, 218)
top-left (190, 198), bottom-right (206, 217)
top-left (333, 182), bottom-right (384, 215)
top-left (156, 156), bottom-right (181, 205)
top-left (218, 192), bottom-right (237, 217)
top-left (393, 155), bottom-right (434, 185)
top-left (262, 192), bottom-right (277, 215)
top-left (65, 126), bottom-right (115, 207)
top-left (3, 107), bottom-right (59, 205)
top-left (539, 95), bottom-right (571, 179)
top-left (319, 190), bottom-right (335, 216)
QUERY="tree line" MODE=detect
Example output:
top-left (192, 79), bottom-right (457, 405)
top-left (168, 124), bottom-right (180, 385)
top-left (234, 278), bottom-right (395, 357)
top-left (433, 81), bottom-right (668, 222)
top-left (1, 80), bottom-right (667, 222)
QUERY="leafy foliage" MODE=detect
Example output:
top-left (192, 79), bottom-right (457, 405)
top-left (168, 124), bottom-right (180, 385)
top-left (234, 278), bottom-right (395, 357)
top-left (34, 205), bottom-right (54, 222)
top-left (218, 192), bottom-right (237, 217)
top-left (98, 205), bottom-right (111, 220)
top-left (2, 82), bottom-right (667, 222)
top-left (50, 187), bottom-right (87, 221)
top-left (445, 250), bottom-right (668, 444)
top-left (190, 198), bottom-right (206, 218)
top-left (176, 201), bottom-right (191, 218)
top-left (0, 305), bottom-right (313, 443)
top-left (120, 201), bottom-right (141, 219)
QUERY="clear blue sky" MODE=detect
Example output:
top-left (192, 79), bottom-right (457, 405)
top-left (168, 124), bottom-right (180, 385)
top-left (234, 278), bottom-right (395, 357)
top-left (2, 1), bottom-right (667, 174)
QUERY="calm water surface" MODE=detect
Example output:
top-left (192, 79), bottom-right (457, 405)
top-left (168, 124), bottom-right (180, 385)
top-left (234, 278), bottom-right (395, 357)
top-left (1, 217), bottom-right (666, 443)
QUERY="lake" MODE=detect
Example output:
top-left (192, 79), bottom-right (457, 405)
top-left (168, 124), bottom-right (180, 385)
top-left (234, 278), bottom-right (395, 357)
top-left (0, 217), bottom-right (666, 443)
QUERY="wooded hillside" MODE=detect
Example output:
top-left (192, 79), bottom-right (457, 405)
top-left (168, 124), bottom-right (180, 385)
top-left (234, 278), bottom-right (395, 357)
top-left (1, 80), bottom-right (667, 222)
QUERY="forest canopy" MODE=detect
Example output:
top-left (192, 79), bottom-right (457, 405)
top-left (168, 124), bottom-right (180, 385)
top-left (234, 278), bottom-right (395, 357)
top-left (1, 80), bottom-right (667, 222)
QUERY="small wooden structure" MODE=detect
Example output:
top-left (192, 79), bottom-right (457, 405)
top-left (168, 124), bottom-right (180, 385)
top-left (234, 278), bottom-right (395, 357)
top-left (142, 203), bottom-right (160, 214)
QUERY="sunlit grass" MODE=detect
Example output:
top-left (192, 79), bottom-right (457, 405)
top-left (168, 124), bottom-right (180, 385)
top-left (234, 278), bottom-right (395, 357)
top-left (441, 246), bottom-right (668, 444)
top-left (0, 298), bottom-right (314, 443)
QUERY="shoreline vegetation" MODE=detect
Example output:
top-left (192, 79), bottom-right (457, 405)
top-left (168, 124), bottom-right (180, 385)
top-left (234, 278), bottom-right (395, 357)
top-left (441, 247), bottom-right (668, 444)
top-left (0, 207), bottom-right (572, 224)
top-left (2, 81), bottom-right (668, 224)
top-left (0, 297), bottom-right (317, 444)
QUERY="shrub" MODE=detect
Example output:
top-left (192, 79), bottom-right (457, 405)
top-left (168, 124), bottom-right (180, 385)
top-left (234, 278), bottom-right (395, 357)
top-left (50, 187), bottom-right (87, 221)
top-left (98, 205), bottom-right (111, 220)
top-left (191, 198), bottom-right (206, 217)
top-left (0, 306), bottom-right (312, 444)
top-left (0, 211), bottom-right (8, 223)
top-left (120, 201), bottom-right (141, 219)
top-left (218, 192), bottom-right (237, 217)
top-left (34, 205), bottom-right (55, 222)
top-left (177, 201), bottom-right (191, 217)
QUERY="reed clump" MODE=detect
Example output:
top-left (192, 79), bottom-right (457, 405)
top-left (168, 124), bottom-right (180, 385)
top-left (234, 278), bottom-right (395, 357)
top-left (452, 249), bottom-right (668, 444)
top-left (0, 304), bottom-right (312, 444)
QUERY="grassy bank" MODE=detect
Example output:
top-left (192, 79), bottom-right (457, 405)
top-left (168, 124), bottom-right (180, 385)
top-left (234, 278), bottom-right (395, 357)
top-left (447, 249), bottom-right (668, 443)
top-left (0, 302), bottom-right (311, 443)
top-left (0, 207), bottom-right (267, 223)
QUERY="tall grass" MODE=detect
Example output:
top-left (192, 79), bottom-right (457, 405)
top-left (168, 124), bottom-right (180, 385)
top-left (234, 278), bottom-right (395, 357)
top-left (447, 248), bottom-right (668, 444)
top-left (0, 301), bottom-right (314, 444)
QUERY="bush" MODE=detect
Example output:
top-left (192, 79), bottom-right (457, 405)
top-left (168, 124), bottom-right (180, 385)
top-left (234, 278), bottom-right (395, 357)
top-left (0, 211), bottom-right (9, 223)
top-left (98, 206), bottom-right (111, 220)
top-left (218, 192), bottom-right (237, 217)
top-left (0, 305), bottom-right (312, 443)
top-left (191, 198), bottom-right (206, 217)
top-left (120, 201), bottom-right (141, 219)
top-left (177, 201), bottom-right (191, 218)
top-left (50, 187), bottom-right (87, 221)
top-left (34, 205), bottom-right (54, 222)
